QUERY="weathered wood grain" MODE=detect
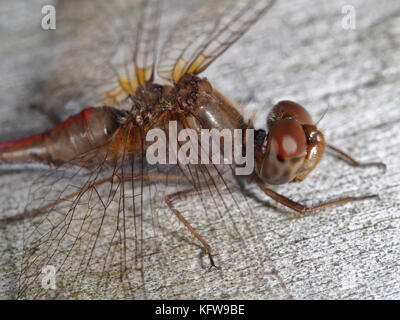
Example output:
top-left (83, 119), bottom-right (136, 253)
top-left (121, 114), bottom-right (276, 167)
top-left (0, 0), bottom-right (399, 299)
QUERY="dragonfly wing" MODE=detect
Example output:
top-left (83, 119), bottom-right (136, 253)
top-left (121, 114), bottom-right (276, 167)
top-left (133, 0), bottom-right (160, 85)
top-left (15, 134), bottom-right (193, 298)
top-left (37, 0), bottom-right (160, 119)
top-left (12, 126), bottom-right (251, 298)
top-left (158, 0), bottom-right (276, 84)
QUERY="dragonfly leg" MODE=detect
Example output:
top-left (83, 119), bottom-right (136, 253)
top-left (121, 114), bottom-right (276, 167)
top-left (256, 178), bottom-right (378, 214)
top-left (165, 187), bottom-right (221, 270)
top-left (327, 144), bottom-right (386, 172)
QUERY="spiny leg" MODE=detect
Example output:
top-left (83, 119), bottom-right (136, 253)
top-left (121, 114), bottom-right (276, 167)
top-left (165, 187), bottom-right (221, 270)
top-left (327, 144), bottom-right (386, 172)
top-left (256, 178), bottom-right (378, 214)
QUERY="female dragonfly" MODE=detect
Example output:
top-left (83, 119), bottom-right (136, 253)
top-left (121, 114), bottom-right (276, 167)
top-left (0, 0), bottom-right (385, 298)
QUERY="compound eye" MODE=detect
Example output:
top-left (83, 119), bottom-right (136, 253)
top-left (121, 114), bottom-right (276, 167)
top-left (269, 119), bottom-right (307, 159)
top-left (276, 100), bottom-right (313, 125)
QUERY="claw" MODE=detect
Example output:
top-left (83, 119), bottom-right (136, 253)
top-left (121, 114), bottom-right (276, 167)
top-left (207, 253), bottom-right (220, 271)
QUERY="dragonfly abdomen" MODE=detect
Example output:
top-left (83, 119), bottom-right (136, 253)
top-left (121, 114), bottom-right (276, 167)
top-left (0, 107), bottom-right (125, 166)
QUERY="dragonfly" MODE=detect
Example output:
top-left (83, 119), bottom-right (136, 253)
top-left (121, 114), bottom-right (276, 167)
top-left (0, 0), bottom-right (386, 299)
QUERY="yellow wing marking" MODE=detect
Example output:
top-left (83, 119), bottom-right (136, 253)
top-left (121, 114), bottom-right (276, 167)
top-left (103, 67), bottom-right (152, 105)
top-left (172, 58), bottom-right (188, 83)
top-left (171, 55), bottom-right (207, 83)
top-left (187, 54), bottom-right (206, 74)
top-left (104, 77), bottom-right (137, 105)
top-left (136, 67), bottom-right (153, 85)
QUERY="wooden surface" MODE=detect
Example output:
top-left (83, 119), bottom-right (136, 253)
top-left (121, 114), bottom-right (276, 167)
top-left (1, 0), bottom-right (400, 299)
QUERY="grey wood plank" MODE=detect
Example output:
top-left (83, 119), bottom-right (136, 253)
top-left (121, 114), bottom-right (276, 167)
top-left (0, 0), bottom-right (399, 299)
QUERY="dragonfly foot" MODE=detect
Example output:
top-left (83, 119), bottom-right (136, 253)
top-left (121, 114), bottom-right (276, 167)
top-left (207, 253), bottom-right (220, 271)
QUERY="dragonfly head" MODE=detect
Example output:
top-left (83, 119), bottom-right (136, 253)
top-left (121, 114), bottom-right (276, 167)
top-left (254, 100), bottom-right (325, 185)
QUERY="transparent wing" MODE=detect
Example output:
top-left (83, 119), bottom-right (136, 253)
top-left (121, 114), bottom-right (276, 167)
top-left (37, 0), bottom-right (159, 119)
top-left (158, 0), bottom-right (276, 83)
top-left (15, 131), bottom-right (194, 298)
top-left (3, 0), bottom-right (289, 299)
top-left (8, 120), bottom-right (286, 299)
top-left (133, 0), bottom-right (160, 85)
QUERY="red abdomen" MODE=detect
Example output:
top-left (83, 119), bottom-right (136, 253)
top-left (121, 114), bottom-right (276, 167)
top-left (0, 107), bottom-right (125, 166)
